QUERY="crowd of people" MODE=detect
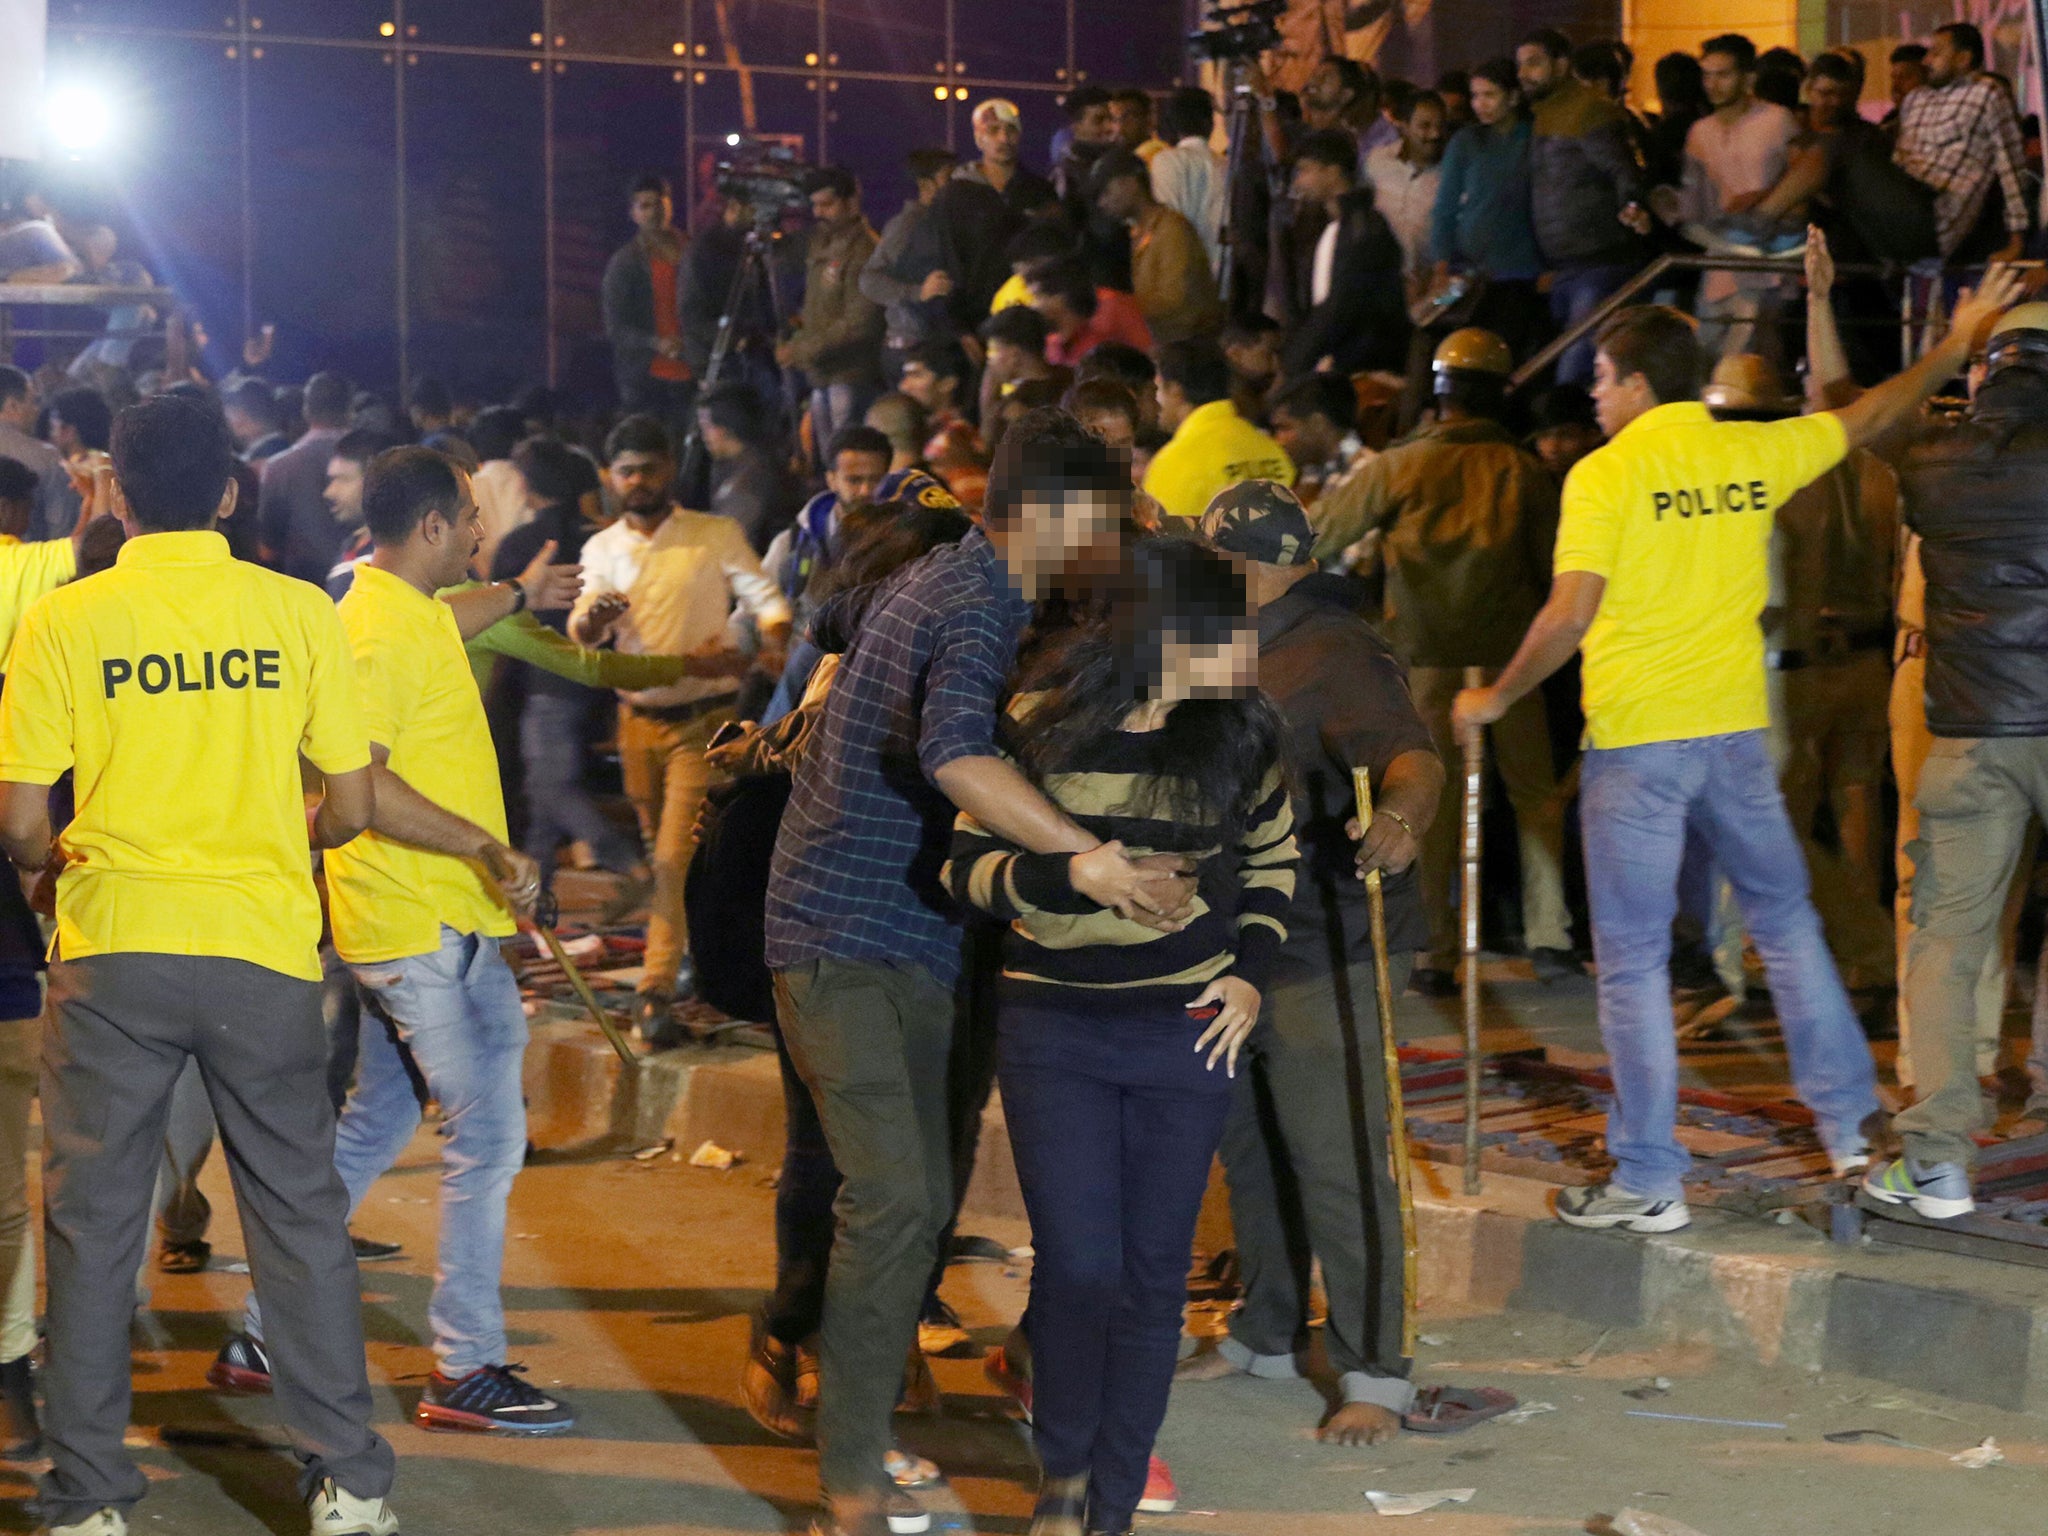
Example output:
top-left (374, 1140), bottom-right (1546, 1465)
top-left (0, 15), bottom-right (2046, 1536)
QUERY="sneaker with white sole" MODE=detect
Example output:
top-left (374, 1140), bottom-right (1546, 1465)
top-left (882, 1487), bottom-right (930, 1534)
top-left (1829, 1141), bottom-right (1871, 1179)
top-left (1555, 1182), bottom-right (1691, 1233)
top-left (1862, 1157), bottom-right (1975, 1220)
top-left (44, 1511), bottom-right (125, 1536)
top-left (1138, 1453), bottom-right (1178, 1513)
top-left (308, 1477), bottom-right (399, 1536)
top-left (414, 1363), bottom-right (575, 1435)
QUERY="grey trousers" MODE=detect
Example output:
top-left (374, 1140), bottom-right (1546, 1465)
top-left (1218, 959), bottom-right (1415, 1412)
top-left (0, 1013), bottom-right (36, 1364)
top-left (40, 952), bottom-right (395, 1525)
top-left (1898, 736), bottom-right (2048, 1169)
top-left (774, 956), bottom-right (955, 1499)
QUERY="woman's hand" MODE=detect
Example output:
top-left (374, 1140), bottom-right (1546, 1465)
top-left (1190, 975), bottom-right (1261, 1077)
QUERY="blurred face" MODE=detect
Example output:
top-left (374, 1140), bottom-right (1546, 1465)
top-left (809, 187), bottom-right (855, 227)
top-left (1533, 423), bottom-right (1603, 479)
top-left (325, 455), bottom-right (366, 525)
top-left (609, 449), bottom-right (675, 517)
top-left (1155, 623), bottom-right (1258, 703)
top-left (1270, 405), bottom-right (1338, 468)
top-left (1225, 336), bottom-right (1279, 384)
top-left (975, 111), bottom-right (1021, 166)
top-left (1011, 490), bottom-right (1125, 594)
top-left (630, 188), bottom-right (673, 232)
top-left (1073, 104), bottom-right (1116, 147)
top-left (1440, 86), bottom-right (1472, 126)
top-left (1096, 172), bottom-right (1145, 223)
top-left (1402, 100), bottom-right (1447, 164)
top-left (1469, 76), bottom-right (1514, 126)
top-left (1808, 72), bottom-right (1856, 128)
top-left (1303, 62), bottom-right (1352, 113)
top-left (1925, 32), bottom-right (1968, 87)
top-left (1112, 97), bottom-right (1152, 148)
top-left (827, 449), bottom-right (889, 511)
top-left (1027, 284), bottom-right (1076, 333)
top-left (1290, 156), bottom-right (1348, 207)
top-left (1701, 51), bottom-right (1749, 110)
top-left (1890, 57), bottom-right (1927, 103)
top-left (1078, 407), bottom-right (1136, 451)
top-left (900, 360), bottom-right (941, 409)
top-left (1516, 44), bottom-right (1563, 99)
top-left (986, 338), bottom-right (1030, 376)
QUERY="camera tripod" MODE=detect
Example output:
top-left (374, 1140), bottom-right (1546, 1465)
top-left (676, 210), bottom-right (793, 500)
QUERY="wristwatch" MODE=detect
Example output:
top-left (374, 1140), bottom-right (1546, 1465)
top-left (502, 580), bottom-right (529, 615)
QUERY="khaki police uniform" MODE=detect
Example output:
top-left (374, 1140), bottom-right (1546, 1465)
top-left (0, 529), bottom-right (394, 1526)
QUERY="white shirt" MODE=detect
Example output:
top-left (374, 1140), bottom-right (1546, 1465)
top-left (1150, 136), bottom-right (1228, 276)
top-left (1364, 141), bottom-right (1441, 276)
top-left (472, 458), bottom-right (532, 579)
top-left (1311, 220), bottom-right (1340, 307)
top-left (571, 506), bottom-right (791, 709)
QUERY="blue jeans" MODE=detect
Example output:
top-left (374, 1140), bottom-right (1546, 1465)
top-left (1580, 732), bottom-right (1878, 1200)
top-left (521, 690), bottom-right (639, 883)
top-left (1000, 997), bottom-right (1236, 1533)
top-left (245, 927), bottom-right (529, 1374)
top-left (1547, 262), bottom-right (1635, 385)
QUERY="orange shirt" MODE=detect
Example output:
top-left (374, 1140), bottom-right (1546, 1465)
top-left (648, 251), bottom-right (690, 383)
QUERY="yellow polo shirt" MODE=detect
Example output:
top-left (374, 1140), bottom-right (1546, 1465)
top-left (324, 563), bottom-right (514, 963)
top-left (1554, 402), bottom-right (1847, 749)
top-left (0, 530), bottom-right (368, 981)
top-left (1143, 399), bottom-right (1296, 521)
top-left (0, 535), bottom-right (75, 665)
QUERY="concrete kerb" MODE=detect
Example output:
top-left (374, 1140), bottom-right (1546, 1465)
top-left (523, 1009), bottom-right (2048, 1412)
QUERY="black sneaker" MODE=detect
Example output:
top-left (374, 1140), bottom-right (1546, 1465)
top-left (207, 1333), bottom-right (273, 1394)
top-left (414, 1363), bottom-right (575, 1435)
top-left (351, 1233), bottom-right (403, 1262)
top-left (741, 1313), bottom-right (809, 1440)
top-left (635, 991), bottom-right (689, 1052)
top-left (0, 1353), bottom-right (38, 1459)
top-left (158, 1240), bottom-right (211, 1274)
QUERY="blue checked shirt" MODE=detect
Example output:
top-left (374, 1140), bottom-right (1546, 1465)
top-left (765, 529), bottom-right (1031, 986)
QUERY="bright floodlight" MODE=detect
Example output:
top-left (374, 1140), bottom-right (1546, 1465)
top-left (47, 83), bottom-right (117, 155)
top-left (726, 132), bottom-right (741, 146)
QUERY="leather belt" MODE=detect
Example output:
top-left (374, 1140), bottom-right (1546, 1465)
top-left (627, 692), bottom-right (739, 724)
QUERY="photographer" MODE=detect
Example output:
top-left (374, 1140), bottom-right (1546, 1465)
top-left (681, 194), bottom-right (784, 390)
top-left (777, 168), bottom-right (886, 459)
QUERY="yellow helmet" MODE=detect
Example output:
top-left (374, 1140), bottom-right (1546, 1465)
top-left (1701, 353), bottom-right (1796, 415)
top-left (1985, 301), bottom-right (2048, 378)
top-left (1431, 328), bottom-right (1513, 378)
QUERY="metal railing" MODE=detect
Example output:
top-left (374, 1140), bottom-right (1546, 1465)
top-left (0, 284), bottom-right (187, 375)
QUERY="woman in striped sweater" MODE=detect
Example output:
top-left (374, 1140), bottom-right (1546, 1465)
top-left (944, 537), bottom-right (1298, 1536)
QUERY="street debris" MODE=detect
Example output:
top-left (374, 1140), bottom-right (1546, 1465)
top-left (1623, 1377), bottom-right (1673, 1401)
top-left (632, 1139), bottom-right (674, 1161)
top-left (1624, 1410), bottom-right (1788, 1430)
top-left (1613, 1509), bottom-right (1712, 1536)
top-left (1496, 1400), bottom-right (1558, 1425)
top-left (688, 1140), bottom-right (742, 1170)
top-left (1951, 1438), bottom-right (2004, 1469)
top-left (1364, 1487), bottom-right (1476, 1516)
top-left (1417, 1333), bottom-right (1447, 1347)
top-left (1561, 1328), bottom-right (1613, 1369)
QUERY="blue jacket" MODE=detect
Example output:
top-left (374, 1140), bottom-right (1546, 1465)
top-left (1429, 118), bottom-right (1544, 281)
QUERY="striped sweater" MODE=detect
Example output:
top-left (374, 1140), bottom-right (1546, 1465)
top-left (942, 706), bottom-right (1299, 1007)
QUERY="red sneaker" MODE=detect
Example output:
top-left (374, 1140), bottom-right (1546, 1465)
top-left (983, 1343), bottom-right (1032, 1422)
top-left (1139, 1453), bottom-right (1178, 1513)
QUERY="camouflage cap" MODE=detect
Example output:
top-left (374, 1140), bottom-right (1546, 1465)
top-left (1198, 479), bottom-right (1316, 567)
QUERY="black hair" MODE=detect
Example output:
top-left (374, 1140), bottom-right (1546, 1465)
top-left (1063, 377), bottom-right (1140, 433)
top-left (811, 498), bottom-right (973, 611)
top-left (1220, 314), bottom-right (1282, 348)
top-left (1470, 56), bottom-right (1519, 97)
top-left (112, 394), bottom-right (236, 532)
top-left (982, 413), bottom-right (1127, 531)
top-left (0, 457), bottom-right (37, 505)
top-left (1063, 85), bottom-right (1112, 121)
top-left (1383, 78), bottom-right (1418, 119)
top-left (1595, 305), bottom-right (1705, 406)
top-left (907, 336), bottom-right (970, 383)
top-left (1935, 22), bottom-right (1985, 68)
top-left (1654, 51), bottom-right (1708, 117)
top-left (1294, 128), bottom-right (1360, 177)
top-left (408, 375), bottom-right (453, 418)
top-left (802, 166), bottom-right (859, 201)
top-left (827, 424), bottom-right (894, 466)
top-left (1755, 52), bottom-right (1805, 110)
top-left (50, 386), bottom-right (113, 451)
top-left (1322, 57), bottom-right (1376, 105)
top-left (697, 381), bottom-right (774, 444)
top-left (469, 405), bottom-right (526, 463)
top-left (1025, 257), bottom-right (1098, 318)
top-left (1521, 27), bottom-right (1571, 61)
top-left (1074, 340), bottom-right (1156, 394)
top-left (604, 413), bottom-right (674, 464)
top-left (0, 367), bottom-right (26, 408)
top-left (1528, 382), bottom-right (1599, 433)
top-left (1110, 87), bottom-right (1154, 116)
top-left (982, 304), bottom-right (1052, 353)
top-left (906, 147), bottom-right (958, 183)
top-left (1157, 337), bottom-right (1233, 407)
top-left (630, 172), bottom-right (672, 200)
top-left (1274, 373), bottom-right (1359, 430)
top-left (1161, 86), bottom-right (1214, 142)
top-left (1701, 33), bottom-right (1758, 72)
top-left (1436, 68), bottom-right (1471, 97)
top-left (1009, 536), bottom-right (1281, 847)
top-left (1399, 87), bottom-right (1445, 122)
top-left (362, 446), bottom-right (464, 547)
top-left (513, 436), bottom-right (601, 505)
top-left (224, 378), bottom-right (282, 431)
top-left (302, 370), bottom-right (354, 428)
top-left (1571, 41), bottom-right (1627, 94)
top-left (1890, 42), bottom-right (1928, 66)
top-left (1005, 222), bottom-right (1077, 268)
top-left (331, 427), bottom-right (402, 466)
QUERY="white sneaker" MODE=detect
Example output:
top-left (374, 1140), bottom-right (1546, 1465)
top-left (1555, 1182), bottom-right (1692, 1233)
top-left (309, 1477), bottom-right (399, 1536)
top-left (45, 1511), bottom-right (126, 1536)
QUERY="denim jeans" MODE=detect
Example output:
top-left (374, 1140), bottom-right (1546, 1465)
top-left (1547, 262), bottom-right (1635, 385)
top-left (245, 926), bottom-right (529, 1374)
top-left (521, 690), bottom-right (638, 884)
top-left (1580, 732), bottom-right (1879, 1200)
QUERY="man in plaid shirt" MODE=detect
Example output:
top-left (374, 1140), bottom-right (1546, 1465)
top-left (762, 416), bottom-right (1193, 1536)
top-left (1894, 21), bottom-right (2028, 260)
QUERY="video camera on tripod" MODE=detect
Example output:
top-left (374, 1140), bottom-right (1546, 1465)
top-left (714, 134), bottom-right (814, 225)
top-left (1187, 0), bottom-right (1284, 63)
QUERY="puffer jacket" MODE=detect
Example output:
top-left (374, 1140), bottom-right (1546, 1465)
top-left (1900, 368), bottom-right (2048, 738)
top-left (1528, 76), bottom-right (1644, 268)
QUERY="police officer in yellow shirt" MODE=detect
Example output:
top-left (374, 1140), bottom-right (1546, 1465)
top-left (0, 395), bottom-right (399, 1536)
top-left (1453, 269), bottom-right (2024, 1235)
top-left (215, 446), bottom-right (579, 1440)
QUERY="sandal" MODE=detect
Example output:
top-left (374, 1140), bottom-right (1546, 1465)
top-left (1401, 1385), bottom-right (1519, 1434)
